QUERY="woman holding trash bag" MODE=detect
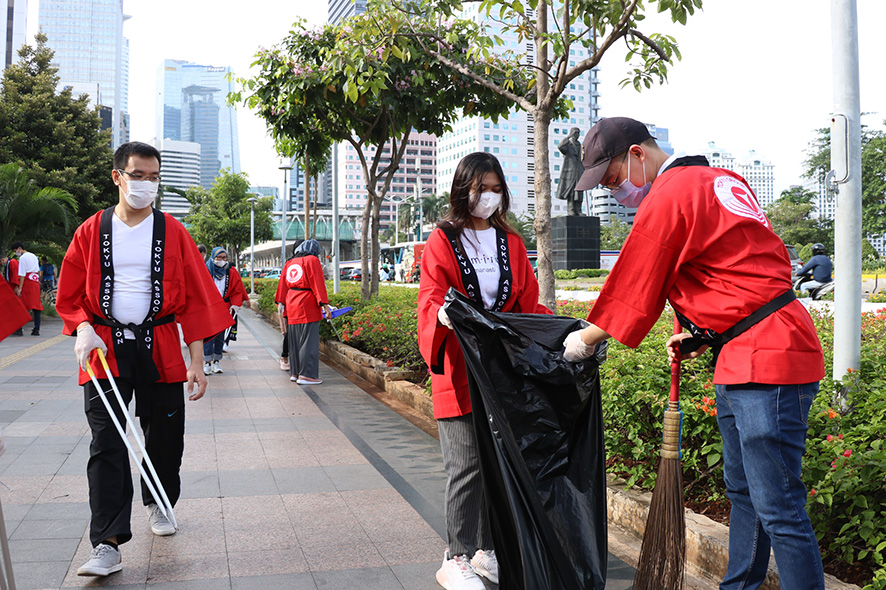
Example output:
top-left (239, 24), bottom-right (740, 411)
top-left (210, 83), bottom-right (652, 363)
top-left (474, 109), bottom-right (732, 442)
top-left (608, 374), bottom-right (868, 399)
top-left (202, 247), bottom-right (248, 375)
top-left (418, 152), bottom-right (551, 590)
top-left (275, 239), bottom-right (331, 385)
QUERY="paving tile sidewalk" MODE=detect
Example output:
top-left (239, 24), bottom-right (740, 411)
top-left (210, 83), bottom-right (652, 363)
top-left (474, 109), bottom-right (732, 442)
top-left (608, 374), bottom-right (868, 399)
top-left (0, 308), bottom-right (634, 589)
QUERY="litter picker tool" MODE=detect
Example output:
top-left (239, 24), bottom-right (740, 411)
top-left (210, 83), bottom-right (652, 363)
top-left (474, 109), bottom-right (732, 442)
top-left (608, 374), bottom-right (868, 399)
top-left (85, 349), bottom-right (178, 530)
top-left (322, 306), bottom-right (352, 341)
top-left (0, 472), bottom-right (15, 590)
top-left (633, 315), bottom-right (686, 590)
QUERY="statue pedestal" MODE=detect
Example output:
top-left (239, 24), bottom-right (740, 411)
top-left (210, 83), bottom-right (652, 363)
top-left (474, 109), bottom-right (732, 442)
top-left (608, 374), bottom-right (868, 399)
top-left (552, 216), bottom-right (600, 270)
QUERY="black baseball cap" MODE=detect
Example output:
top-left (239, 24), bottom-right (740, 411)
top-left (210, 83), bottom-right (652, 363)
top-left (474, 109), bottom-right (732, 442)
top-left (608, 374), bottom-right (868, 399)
top-left (576, 117), bottom-right (653, 191)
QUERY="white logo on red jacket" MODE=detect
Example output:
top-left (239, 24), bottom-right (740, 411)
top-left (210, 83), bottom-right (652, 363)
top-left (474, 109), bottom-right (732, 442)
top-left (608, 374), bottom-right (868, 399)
top-left (26, 272), bottom-right (39, 282)
top-left (712, 176), bottom-right (769, 227)
top-left (286, 263), bottom-right (304, 284)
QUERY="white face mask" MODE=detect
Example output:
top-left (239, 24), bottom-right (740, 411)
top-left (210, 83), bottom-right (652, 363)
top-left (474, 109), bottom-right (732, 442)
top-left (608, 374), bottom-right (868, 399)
top-left (470, 191), bottom-right (502, 220)
top-left (213, 259), bottom-right (228, 268)
top-left (610, 155), bottom-right (651, 208)
top-left (122, 178), bottom-right (159, 209)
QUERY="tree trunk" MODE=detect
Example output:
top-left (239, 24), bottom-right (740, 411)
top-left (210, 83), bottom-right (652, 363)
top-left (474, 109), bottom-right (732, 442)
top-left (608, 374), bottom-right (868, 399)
top-left (304, 173), bottom-right (310, 241)
top-left (370, 195), bottom-right (382, 296)
top-left (311, 175), bottom-right (319, 239)
top-left (360, 192), bottom-right (373, 301)
top-left (533, 0), bottom-right (557, 312)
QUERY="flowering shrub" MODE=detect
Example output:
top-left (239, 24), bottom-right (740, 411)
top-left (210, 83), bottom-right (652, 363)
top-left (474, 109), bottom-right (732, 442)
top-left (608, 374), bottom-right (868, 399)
top-left (323, 283), bottom-right (423, 373)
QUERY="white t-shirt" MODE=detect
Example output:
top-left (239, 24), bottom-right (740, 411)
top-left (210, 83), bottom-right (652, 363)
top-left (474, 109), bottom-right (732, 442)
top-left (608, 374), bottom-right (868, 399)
top-left (214, 275), bottom-right (227, 297)
top-left (461, 227), bottom-right (500, 309)
top-left (17, 251), bottom-right (39, 277)
top-left (110, 214), bottom-right (153, 339)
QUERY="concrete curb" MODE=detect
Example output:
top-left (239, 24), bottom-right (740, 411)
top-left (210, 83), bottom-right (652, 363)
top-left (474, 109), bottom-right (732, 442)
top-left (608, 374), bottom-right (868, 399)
top-left (250, 303), bottom-right (860, 590)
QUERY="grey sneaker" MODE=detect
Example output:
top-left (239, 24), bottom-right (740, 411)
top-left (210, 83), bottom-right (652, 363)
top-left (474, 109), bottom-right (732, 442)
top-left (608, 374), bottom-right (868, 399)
top-left (471, 549), bottom-right (499, 584)
top-left (147, 503), bottom-right (176, 536)
top-left (77, 543), bottom-right (122, 576)
top-left (212, 360), bottom-right (223, 374)
top-left (203, 362), bottom-right (211, 375)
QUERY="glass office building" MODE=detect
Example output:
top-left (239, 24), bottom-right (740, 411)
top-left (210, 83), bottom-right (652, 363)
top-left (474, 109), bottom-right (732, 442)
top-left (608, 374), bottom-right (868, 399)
top-left (2, 0), bottom-right (28, 69)
top-left (39, 0), bottom-right (129, 147)
top-left (156, 59), bottom-right (241, 188)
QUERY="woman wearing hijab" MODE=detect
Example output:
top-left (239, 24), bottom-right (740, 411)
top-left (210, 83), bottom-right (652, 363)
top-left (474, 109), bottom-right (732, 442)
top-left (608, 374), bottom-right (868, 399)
top-left (203, 246), bottom-right (248, 375)
top-left (274, 239), bottom-right (331, 385)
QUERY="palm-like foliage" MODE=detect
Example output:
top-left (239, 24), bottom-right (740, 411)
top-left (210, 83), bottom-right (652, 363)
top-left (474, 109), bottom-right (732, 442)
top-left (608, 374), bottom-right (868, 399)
top-left (0, 163), bottom-right (78, 253)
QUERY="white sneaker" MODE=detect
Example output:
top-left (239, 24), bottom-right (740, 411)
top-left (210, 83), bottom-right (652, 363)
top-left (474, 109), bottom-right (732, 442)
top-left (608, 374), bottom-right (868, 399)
top-left (436, 549), bottom-right (484, 590)
top-left (77, 543), bottom-right (122, 576)
top-left (222, 343), bottom-right (229, 352)
top-left (471, 549), bottom-right (499, 584)
top-left (296, 377), bottom-right (322, 385)
top-left (280, 357), bottom-right (290, 371)
top-left (203, 362), bottom-right (211, 375)
top-left (147, 503), bottom-right (176, 536)
top-left (212, 361), bottom-right (223, 374)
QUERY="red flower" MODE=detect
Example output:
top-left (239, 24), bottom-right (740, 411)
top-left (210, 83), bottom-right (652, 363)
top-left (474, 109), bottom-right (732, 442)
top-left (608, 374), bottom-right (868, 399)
top-left (702, 396), bottom-right (711, 405)
top-left (827, 409), bottom-right (838, 419)
top-left (711, 409), bottom-right (718, 417)
top-left (810, 489), bottom-right (817, 496)
top-left (826, 434), bottom-right (833, 442)
top-left (843, 449), bottom-right (852, 458)
top-left (838, 433), bottom-right (844, 440)
top-left (702, 405), bottom-right (710, 414)
top-left (386, 360), bottom-right (394, 367)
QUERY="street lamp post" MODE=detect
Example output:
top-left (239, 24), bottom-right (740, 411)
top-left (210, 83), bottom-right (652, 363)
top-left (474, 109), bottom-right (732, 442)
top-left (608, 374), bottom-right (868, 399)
top-left (247, 197), bottom-right (257, 295)
top-left (279, 160), bottom-right (292, 267)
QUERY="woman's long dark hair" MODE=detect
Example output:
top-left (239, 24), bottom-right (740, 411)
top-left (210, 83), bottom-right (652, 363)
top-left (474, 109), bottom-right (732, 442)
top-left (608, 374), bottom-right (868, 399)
top-left (438, 152), bottom-right (516, 242)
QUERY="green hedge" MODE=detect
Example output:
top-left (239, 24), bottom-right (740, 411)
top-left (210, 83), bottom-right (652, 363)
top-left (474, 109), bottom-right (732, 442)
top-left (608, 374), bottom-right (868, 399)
top-left (554, 268), bottom-right (610, 279)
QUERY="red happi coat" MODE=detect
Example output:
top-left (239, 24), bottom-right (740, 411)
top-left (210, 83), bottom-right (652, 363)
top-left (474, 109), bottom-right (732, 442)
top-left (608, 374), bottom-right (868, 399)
top-left (0, 279), bottom-right (30, 340)
top-left (57, 208), bottom-right (234, 385)
top-left (217, 266), bottom-right (249, 308)
top-left (418, 227), bottom-right (552, 419)
top-left (18, 253), bottom-right (43, 311)
top-left (274, 255), bottom-right (328, 325)
top-left (588, 164), bottom-right (824, 385)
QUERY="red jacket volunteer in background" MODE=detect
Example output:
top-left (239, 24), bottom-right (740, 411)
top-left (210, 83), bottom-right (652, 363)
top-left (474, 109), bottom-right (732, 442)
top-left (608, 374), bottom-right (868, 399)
top-left (275, 254), bottom-right (328, 324)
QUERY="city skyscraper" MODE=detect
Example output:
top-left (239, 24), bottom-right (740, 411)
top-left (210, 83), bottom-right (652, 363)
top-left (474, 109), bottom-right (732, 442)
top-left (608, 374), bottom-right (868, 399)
top-left (155, 59), bottom-right (241, 189)
top-left (703, 142), bottom-right (776, 207)
top-left (2, 0), bottom-right (27, 69)
top-left (39, 0), bottom-right (129, 147)
top-left (150, 138), bottom-right (201, 220)
top-left (328, 0), bottom-right (367, 24)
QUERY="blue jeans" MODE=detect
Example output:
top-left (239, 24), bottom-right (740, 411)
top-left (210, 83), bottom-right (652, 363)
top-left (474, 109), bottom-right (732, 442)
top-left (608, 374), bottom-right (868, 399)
top-left (715, 382), bottom-right (824, 590)
top-left (202, 332), bottom-right (224, 362)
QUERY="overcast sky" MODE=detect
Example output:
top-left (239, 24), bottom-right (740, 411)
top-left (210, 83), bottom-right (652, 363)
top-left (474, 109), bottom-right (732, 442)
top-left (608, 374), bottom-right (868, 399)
top-left (27, 1), bottom-right (886, 195)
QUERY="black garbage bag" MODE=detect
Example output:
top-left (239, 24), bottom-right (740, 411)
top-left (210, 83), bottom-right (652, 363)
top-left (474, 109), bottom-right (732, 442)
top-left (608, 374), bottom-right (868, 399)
top-left (443, 288), bottom-right (607, 590)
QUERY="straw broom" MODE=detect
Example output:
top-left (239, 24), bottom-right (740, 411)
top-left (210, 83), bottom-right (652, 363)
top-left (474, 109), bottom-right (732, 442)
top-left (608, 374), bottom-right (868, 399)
top-left (633, 316), bottom-right (685, 590)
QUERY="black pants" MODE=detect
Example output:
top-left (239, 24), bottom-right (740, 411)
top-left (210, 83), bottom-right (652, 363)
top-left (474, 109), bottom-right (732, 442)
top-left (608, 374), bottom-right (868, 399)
top-left (83, 375), bottom-right (185, 547)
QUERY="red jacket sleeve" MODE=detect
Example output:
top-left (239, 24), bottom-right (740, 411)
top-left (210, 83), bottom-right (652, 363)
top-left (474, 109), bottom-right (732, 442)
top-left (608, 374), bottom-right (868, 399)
top-left (7, 259), bottom-right (20, 287)
top-left (226, 267), bottom-right (249, 307)
top-left (56, 217), bottom-right (95, 334)
top-left (417, 229), bottom-right (456, 374)
top-left (307, 256), bottom-right (328, 307)
top-left (0, 280), bottom-right (30, 340)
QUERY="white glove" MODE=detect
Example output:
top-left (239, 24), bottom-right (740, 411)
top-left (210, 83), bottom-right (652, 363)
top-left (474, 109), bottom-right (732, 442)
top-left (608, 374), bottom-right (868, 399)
top-left (74, 324), bottom-right (107, 371)
top-left (231, 305), bottom-right (241, 314)
top-left (563, 329), bottom-right (595, 362)
top-left (438, 306), bottom-right (453, 330)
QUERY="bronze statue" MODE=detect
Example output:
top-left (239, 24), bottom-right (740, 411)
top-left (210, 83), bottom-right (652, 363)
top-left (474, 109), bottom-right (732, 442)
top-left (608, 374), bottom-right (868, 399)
top-left (556, 127), bottom-right (585, 216)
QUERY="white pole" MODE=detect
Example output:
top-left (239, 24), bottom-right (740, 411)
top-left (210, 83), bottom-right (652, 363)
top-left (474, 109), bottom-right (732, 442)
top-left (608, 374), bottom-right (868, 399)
top-left (280, 162), bottom-right (292, 267)
top-left (248, 198), bottom-right (256, 295)
top-left (333, 145), bottom-right (341, 294)
top-left (831, 0), bottom-right (862, 379)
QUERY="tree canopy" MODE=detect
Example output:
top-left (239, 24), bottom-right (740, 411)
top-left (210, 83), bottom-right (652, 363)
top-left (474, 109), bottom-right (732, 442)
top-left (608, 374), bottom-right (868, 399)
top-left (233, 15), bottom-right (526, 299)
top-left (365, 0), bottom-right (702, 309)
top-left (183, 169), bottom-right (275, 263)
top-left (0, 33), bottom-right (115, 222)
top-left (0, 163), bottom-right (78, 256)
top-left (600, 218), bottom-right (632, 250)
top-left (764, 187), bottom-right (832, 252)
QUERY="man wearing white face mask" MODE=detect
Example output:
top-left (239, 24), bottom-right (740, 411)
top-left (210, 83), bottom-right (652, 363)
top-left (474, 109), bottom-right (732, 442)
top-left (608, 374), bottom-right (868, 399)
top-left (56, 142), bottom-right (233, 577)
top-left (564, 118), bottom-right (826, 590)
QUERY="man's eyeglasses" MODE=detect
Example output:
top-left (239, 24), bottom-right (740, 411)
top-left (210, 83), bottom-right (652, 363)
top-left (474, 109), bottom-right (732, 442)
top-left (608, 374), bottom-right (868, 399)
top-left (117, 169), bottom-right (161, 183)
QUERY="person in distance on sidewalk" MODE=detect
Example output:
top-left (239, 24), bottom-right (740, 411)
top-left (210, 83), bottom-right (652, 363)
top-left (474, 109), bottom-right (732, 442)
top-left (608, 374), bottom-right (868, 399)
top-left (275, 239), bottom-right (330, 386)
top-left (201, 247), bottom-right (248, 376)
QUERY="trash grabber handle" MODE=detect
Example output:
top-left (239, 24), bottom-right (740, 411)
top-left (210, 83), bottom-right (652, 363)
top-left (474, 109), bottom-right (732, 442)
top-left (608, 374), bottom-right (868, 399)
top-left (223, 307), bottom-right (238, 341)
top-left (88, 350), bottom-right (178, 529)
top-left (0, 493), bottom-right (15, 590)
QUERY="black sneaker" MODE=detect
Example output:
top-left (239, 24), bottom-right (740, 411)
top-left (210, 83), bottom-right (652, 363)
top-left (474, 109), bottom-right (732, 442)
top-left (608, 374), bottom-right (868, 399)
top-left (30, 330), bottom-right (40, 336)
top-left (11, 330), bottom-right (22, 336)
